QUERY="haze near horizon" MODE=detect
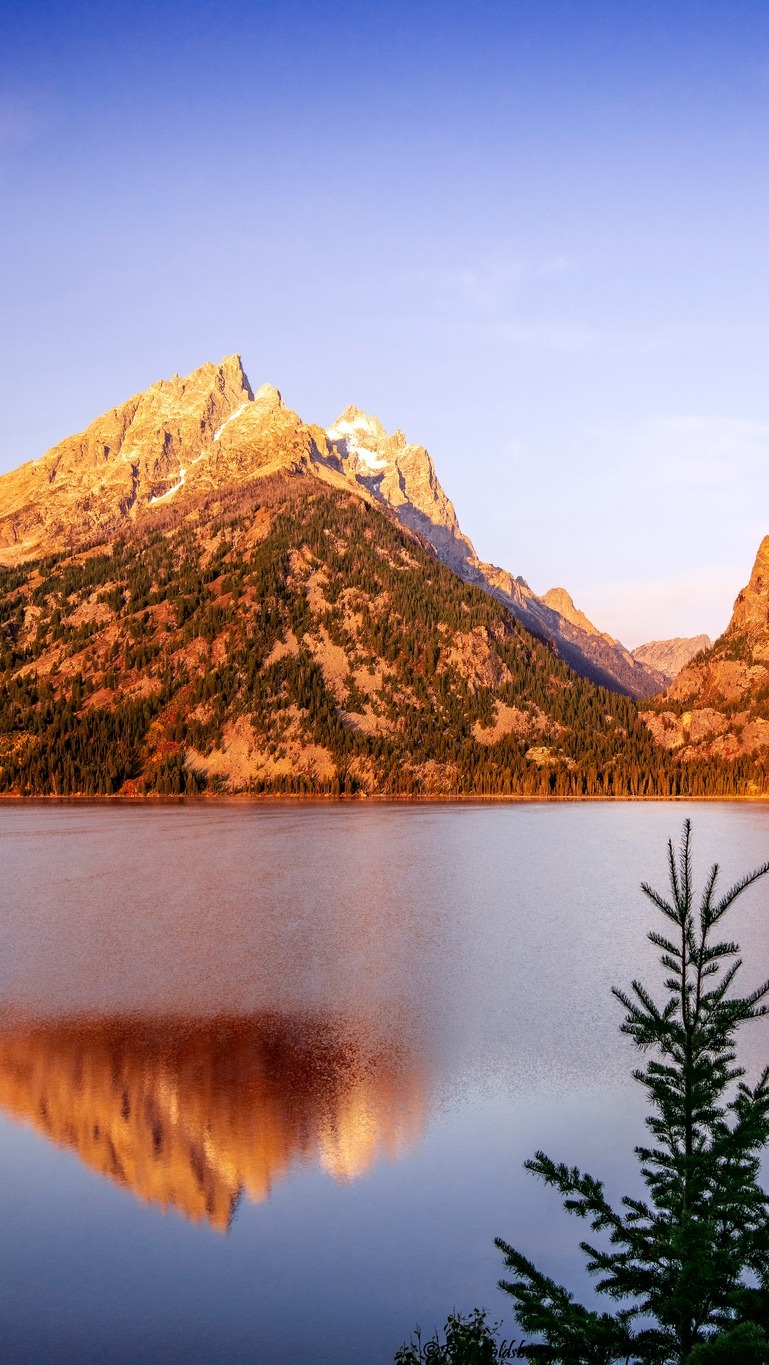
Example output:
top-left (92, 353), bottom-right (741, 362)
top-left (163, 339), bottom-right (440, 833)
top-left (2, 0), bottom-right (769, 646)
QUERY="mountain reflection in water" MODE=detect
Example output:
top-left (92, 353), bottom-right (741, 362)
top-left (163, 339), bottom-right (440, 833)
top-left (0, 1013), bottom-right (425, 1229)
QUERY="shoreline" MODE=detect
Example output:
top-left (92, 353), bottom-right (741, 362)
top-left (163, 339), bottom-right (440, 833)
top-left (0, 792), bottom-right (768, 806)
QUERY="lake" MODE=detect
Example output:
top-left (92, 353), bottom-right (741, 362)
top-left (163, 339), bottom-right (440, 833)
top-left (1, 801), bottom-right (769, 1363)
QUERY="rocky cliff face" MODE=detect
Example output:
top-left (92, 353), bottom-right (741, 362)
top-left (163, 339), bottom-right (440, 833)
top-left (0, 355), bottom-right (665, 699)
top-left (643, 539), bottom-right (769, 762)
top-left (632, 635), bottom-right (712, 683)
top-left (536, 587), bottom-right (669, 696)
top-left (729, 536), bottom-right (769, 635)
top-left (326, 407), bottom-right (477, 571)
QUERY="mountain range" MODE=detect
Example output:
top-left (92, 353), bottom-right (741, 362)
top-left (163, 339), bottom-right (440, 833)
top-left (0, 354), bottom-right (762, 797)
top-left (0, 355), bottom-right (686, 697)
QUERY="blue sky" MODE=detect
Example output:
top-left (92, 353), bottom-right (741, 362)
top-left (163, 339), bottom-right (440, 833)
top-left (3, 0), bottom-right (769, 644)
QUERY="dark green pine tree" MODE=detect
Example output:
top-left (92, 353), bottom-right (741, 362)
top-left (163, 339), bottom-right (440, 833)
top-left (496, 821), bottom-right (769, 1363)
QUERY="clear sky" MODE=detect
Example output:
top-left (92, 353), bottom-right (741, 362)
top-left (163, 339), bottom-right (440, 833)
top-left (3, 0), bottom-right (769, 647)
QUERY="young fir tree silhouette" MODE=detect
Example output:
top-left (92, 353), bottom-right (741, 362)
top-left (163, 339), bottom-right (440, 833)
top-left (496, 822), bottom-right (769, 1363)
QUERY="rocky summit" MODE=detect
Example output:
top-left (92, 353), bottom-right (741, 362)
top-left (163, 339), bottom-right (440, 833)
top-left (0, 358), bottom-right (316, 562)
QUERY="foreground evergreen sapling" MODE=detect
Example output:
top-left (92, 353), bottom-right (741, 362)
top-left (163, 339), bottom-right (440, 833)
top-left (496, 822), bottom-right (769, 1363)
top-left (394, 1309), bottom-right (509, 1363)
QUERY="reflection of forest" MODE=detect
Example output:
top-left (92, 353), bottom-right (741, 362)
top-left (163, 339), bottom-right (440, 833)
top-left (0, 1015), bottom-right (425, 1229)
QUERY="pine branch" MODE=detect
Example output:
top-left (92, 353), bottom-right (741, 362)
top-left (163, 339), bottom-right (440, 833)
top-left (710, 861), bottom-right (769, 925)
top-left (640, 881), bottom-right (678, 923)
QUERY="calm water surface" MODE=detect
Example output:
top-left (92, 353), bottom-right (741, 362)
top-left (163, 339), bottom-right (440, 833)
top-left (2, 801), bottom-right (769, 1363)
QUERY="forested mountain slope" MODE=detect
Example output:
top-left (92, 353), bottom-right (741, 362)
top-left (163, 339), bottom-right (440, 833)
top-left (0, 471), bottom-right (695, 797)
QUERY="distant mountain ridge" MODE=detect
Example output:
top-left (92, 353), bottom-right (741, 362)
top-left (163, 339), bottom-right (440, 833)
top-left (0, 355), bottom-right (666, 699)
top-left (632, 635), bottom-right (712, 683)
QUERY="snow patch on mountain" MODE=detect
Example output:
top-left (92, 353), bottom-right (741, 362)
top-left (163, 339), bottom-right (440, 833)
top-left (150, 467), bottom-right (186, 503)
top-left (326, 416), bottom-right (388, 471)
top-left (213, 402), bottom-right (250, 441)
